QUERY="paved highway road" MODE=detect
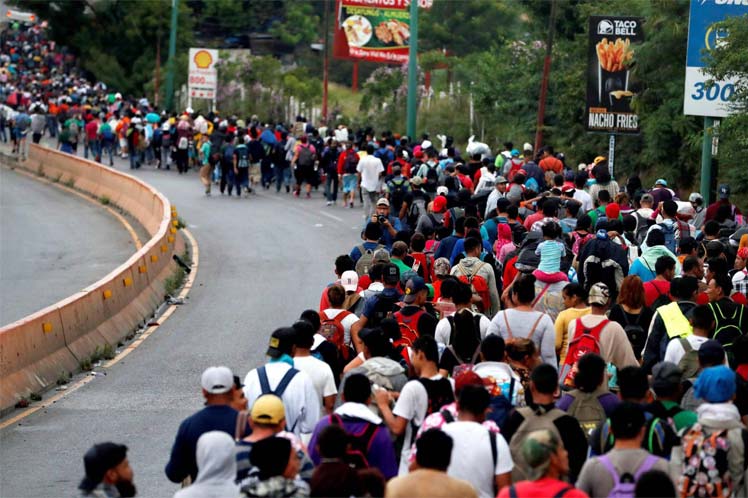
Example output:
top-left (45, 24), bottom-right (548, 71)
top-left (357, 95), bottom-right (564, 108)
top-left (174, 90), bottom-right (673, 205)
top-left (0, 166), bottom-right (138, 326)
top-left (0, 152), bottom-right (366, 497)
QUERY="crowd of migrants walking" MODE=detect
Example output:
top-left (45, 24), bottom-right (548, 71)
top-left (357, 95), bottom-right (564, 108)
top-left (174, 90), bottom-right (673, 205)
top-left (4, 16), bottom-right (748, 498)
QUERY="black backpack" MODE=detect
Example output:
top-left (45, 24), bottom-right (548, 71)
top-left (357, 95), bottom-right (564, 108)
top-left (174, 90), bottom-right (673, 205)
top-left (634, 212), bottom-right (654, 245)
top-left (388, 178), bottom-right (408, 212)
top-left (297, 145), bottom-right (314, 168)
top-left (329, 415), bottom-right (380, 470)
top-left (369, 293), bottom-right (401, 327)
top-left (344, 152), bottom-right (359, 174)
top-left (408, 377), bottom-right (454, 445)
top-left (621, 311), bottom-right (646, 361)
top-left (424, 165), bottom-right (439, 193)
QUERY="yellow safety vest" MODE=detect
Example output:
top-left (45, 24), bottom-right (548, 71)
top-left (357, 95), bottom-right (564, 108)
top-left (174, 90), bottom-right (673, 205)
top-left (658, 302), bottom-right (692, 339)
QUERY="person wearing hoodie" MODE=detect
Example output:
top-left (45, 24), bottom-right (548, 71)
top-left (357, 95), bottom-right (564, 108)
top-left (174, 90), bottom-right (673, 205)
top-left (308, 373), bottom-right (398, 479)
top-left (451, 237), bottom-right (501, 316)
top-left (629, 230), bottom-right (681, 284)
top-left (174, 432), bottom-right (240, 498)
top-left (337, 327), bottom-right (408, 413)
top-left (670, 366), bottom-right (748, 498)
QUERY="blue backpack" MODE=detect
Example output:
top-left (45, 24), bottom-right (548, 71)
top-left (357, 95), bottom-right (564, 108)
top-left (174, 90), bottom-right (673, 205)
top-left (658, 222), bottom-right (676, 252)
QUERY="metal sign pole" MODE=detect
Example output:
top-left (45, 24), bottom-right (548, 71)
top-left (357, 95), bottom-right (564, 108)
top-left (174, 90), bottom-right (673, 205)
top-left (608, 134), bottom-right (615, 179)
top-left (700, 116), bottom-right (714, 205)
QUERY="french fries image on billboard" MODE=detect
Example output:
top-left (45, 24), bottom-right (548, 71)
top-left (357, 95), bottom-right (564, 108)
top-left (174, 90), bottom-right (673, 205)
top-left (596, 38), bottom-right (634, 72)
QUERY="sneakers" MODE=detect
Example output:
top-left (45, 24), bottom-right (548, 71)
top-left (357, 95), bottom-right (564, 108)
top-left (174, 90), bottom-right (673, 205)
top-left (326, 201), bottom-right (333, 206)
top-left (286, 185), bottom-right (291, 194)
top-left (293, 190), bottom-right (300, 197)
top-left (306, 193), bottom-right (311, 199)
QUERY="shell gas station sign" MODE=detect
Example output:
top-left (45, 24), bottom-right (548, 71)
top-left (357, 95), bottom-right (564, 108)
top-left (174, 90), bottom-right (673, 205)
top-left (188, 48), bottom-right (219, 101)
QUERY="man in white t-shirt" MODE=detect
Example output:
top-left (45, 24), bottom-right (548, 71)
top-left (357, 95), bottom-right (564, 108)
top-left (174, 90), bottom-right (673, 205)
top-left (244, 327), bottom-right (320, 438)
top-left (663, 303), bottom-right (714, 366)
top-left (572, 172), bottom-right (594, 213)
top-left (375, 335), bottom-right (455, 475)
top-left (292, 320), bottom-right (337, 416)
top-left (435, 280), bottom-right (491, 346)
top-left (442, 384), bottom-right (513, 498)
top-left (357, 143), bottom-right (385, 218)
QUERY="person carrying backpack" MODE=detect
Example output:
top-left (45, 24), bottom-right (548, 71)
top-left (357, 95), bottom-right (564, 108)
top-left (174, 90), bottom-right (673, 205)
top-left (641, 276), bottom-right (699, 375)
top-left (705, 273), bottom-right (748, 365)
top-left (556, 353), bottom-right (620, 435)
top-left (350, 264), bottom-right (402, 351)
top-left (497, 429), bottom-right (589, 498)
top-left (576, 402), bottom-right (671, 498)
top-left (393, 277), bottom-right (437, 350)
top-left (385, 165), bottom-right (410, 219)
top-left (670, 366), bottom-right (748, 498)
top-left (559, 283), bottom-right (638, 388)
top-left (243, 328), bottom-right (320, 438)
top-left (350, 222), bottom-right (386, 275)
top-left (577, 230), bottom-right (629, 303)
top-left (374, 336), bottom-right (455, 475)
top-left (646, 362), bottom-right (697, 433)
top-left (307, 373), bottom-right (398, 479)
top-left (441, 385), bottom-right (514, 498)
top-left (502, 364), bottom-right (588, 483)
top-left (589, 366), bottom-right (680, 460)
top-left (473, 335), bottom-right (523, 427)
top-left (291, 135), bottom-right (316, 198)
top-left (451, 237), bottom-right (501, 316)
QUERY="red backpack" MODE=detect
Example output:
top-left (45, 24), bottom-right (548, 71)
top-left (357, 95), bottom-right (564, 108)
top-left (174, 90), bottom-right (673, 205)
top-left (393, 309), bottom-right (424, 348)
top-left (410, 252), bottom-right (433, 283)
top-left (559, 318), bottom-right (607, 388)
top-left (319, 310), bottom-right (353, 361)
top-left (457, 261), bottom-right (491, 313)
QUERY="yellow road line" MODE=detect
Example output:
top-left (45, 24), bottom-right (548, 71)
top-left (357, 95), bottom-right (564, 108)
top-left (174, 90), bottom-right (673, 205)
top-left (0, 226), bottom-right (198, 430)
top-left (2, 164), bottom-right (142, 250)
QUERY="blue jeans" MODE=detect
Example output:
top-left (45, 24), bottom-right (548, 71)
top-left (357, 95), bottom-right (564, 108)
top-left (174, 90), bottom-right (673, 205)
top-left (84, 140), bottom-right (100, 160)
top-left (102, 140), bottom-right (115, 165)
top-left (275, 166), bottom-right (292, 192)
top-left (46, 116), bottom-right (57, 138)
top-left (129, 151), bottom-right (139, 169)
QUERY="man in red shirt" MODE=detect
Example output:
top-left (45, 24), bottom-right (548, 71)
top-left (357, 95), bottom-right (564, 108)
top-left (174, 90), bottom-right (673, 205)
top-left (84, 115), bottom-right (100, 162)
top-left (643, 256), bottom-right (675, 308)
top-left (705, 184), bottom-right (742, 222)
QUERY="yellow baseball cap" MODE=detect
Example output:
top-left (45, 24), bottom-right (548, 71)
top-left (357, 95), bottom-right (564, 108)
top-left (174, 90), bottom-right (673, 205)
top-left (251, 394), bottom-right (285, 425)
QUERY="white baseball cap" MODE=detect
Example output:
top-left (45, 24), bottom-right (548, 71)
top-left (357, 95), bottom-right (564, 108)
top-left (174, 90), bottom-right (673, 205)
top-left (436, 186), bottom-right (449, 196)
top-left (340, 270), bottom-right (359, 292)
top-left (201, 366), bottom-right (233, 394)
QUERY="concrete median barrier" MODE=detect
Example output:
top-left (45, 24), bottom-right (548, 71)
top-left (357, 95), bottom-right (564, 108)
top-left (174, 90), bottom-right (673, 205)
top-left (0, 145), bottom-right (185, 412)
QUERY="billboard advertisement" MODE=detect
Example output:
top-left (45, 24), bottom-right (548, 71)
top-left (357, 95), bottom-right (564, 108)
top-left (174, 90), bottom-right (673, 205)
top-left (188, 48), bottom-right (219, 101)
top-left (683, 0), bottom-right (748, 117)
top-left (333, 0), bottom-right (424, 64)
top-left (585, 16), bottom-right (644, 135)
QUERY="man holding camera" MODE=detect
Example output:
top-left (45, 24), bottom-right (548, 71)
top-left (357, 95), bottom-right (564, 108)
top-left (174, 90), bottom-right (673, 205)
top-left (370, 197), bottom-right (401, 249)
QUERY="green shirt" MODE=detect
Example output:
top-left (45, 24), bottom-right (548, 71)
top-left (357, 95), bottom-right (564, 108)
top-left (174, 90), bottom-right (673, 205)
top-left (200, 142), bottom-right (211, 166)
top-left (661, 400), bottom-right (697, 432)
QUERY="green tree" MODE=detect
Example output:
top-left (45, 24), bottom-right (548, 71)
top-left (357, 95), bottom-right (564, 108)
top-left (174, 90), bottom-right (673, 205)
top-left (704, 15), bottom-right (748, 194)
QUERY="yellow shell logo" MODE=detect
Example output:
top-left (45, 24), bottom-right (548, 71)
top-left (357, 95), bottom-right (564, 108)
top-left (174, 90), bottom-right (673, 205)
top-left (194, 50), bottom-right (213, 69)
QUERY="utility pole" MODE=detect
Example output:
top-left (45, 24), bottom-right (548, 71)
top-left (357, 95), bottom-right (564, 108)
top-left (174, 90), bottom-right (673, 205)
top-left (154, 33), bottom-right (161, 107)
top-left (534, 0), bottom-right (557, 153)
top-left (322, 0), bottom-right (330, 123)
top-left (406, 0), bottom-right (419, 139)
top-left (165, 0), bottom-right (179, 112)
